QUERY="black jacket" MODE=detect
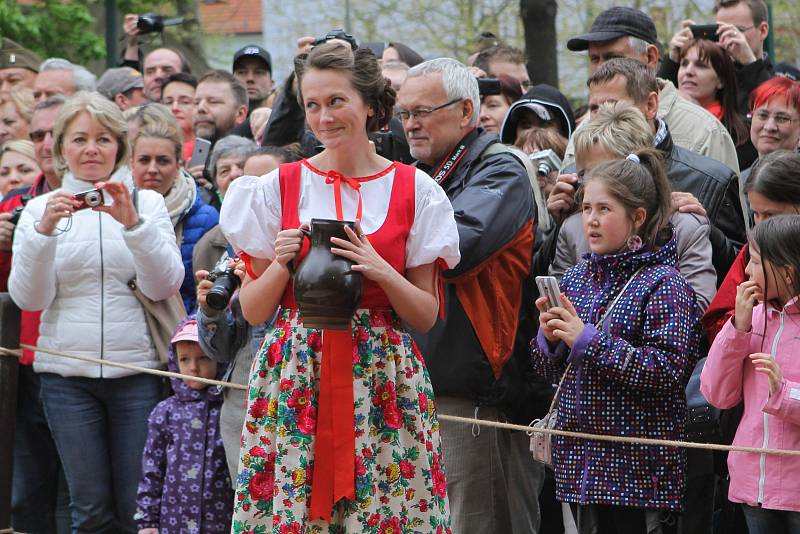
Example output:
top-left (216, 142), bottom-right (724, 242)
top-left (411, 129), bottom-right (553, 423)
top-left (657, 123), bottom-right (746, 284)
top-left (657, 54), bottom-right (774, 116)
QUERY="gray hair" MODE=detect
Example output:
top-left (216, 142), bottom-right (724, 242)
top-left (208, 135), bottom-right (257, 179)
top-left (628, 37), bottom-right (650, 57)
top-left (33, 94), bottom-right (67, 113)
top-left (407, 58), bottom-right (480, 126)
top-left (39, 58), bottom-right (97, 92)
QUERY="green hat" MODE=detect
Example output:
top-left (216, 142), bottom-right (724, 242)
top-left (0, 38), bottom-right (42, 72)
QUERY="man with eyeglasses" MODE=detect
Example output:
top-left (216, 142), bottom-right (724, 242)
top-left (660, 0), bottom-right (773, 115)
top-left (398, 57), bottom-right (548, 534)
top-left (0, 93), bottom-right (69, 534)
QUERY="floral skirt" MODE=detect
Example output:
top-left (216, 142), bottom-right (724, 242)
top-left (232, 308), bottom-right (452, 534)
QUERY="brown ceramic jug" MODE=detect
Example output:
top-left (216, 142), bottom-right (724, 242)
top-left (292, 218), bottom-right (363, 330)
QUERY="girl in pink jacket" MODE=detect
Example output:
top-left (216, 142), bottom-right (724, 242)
top-left (701, 214), bottom-right (800, 533)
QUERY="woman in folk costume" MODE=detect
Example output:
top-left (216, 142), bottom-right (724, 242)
top-left (220, 41), bottom-right (459, 533)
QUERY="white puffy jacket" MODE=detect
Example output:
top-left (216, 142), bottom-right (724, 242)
top-left (9, 173), bottom-right (184, 378)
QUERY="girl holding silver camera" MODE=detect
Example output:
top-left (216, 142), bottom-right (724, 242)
top-left (8, 92), bottom-right (184, 533)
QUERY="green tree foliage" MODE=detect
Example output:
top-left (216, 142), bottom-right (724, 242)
top-left (0, 0), bottom-right (189, 66)
top-left (0, 0), bottom-right (105, 64)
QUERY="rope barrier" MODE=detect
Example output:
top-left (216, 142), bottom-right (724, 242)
top-left (3, 343), bottom-right (800, 457)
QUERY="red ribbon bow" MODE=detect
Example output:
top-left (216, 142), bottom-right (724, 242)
top-left (325, 171), bottom-right (364, 221)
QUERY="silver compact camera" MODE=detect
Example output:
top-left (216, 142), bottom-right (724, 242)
top-left (529, 149), bottom-right (562, 177)
top-left (73, 188), bottom-right (105, 211)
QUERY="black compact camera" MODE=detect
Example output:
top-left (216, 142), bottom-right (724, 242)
top-left (477, 78), bottom-right (502, 97)
top-left (8, 194), bottom-right (32, 227)
top-left (73, 188), bottom-right (105, 211)
top-left (137, 13), bottom-right (185, 35)
top-left (690, 24), bottom-right (720, 42)
top-left (205, 255), bottom-right (242, 311)
top-left (529, 149), bottom-right (562, 177)
top-left (313, 29), bottom-right (358, 50)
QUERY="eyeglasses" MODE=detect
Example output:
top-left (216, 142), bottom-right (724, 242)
top-left (521, 80), bottom-right (533, 91)
top-left (395, 98), bottom-right (462, 122)
top-left (749, 109), bottom-right (799, 127)
top-left (735, 25), bottom-right (755, 33)
top-left (29, 129), bottom-right (53, 143)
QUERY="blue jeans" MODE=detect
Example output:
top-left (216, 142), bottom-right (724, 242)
top-left (40, 372), bottom-right (162, 534)
top-left (12, 365), bottom-right (70, 534)
top-left (742, 504), bottom-right (800, 534)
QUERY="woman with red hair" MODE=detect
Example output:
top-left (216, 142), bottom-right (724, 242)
top-left (703, 76), bottom-right (800, 343)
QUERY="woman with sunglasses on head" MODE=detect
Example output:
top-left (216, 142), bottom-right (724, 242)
top-left (220, 42), bottom-right (459, 532)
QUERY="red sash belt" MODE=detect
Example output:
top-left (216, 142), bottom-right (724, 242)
top-left (309, 328), bottom-right (356, 521)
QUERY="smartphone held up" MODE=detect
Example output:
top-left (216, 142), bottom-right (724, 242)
top-left (535, 276), bottom-right (561, 310)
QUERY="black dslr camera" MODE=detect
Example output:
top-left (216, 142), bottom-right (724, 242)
top-left (312, 29), bottom-right (358, 50)
top-left (205, 255), bottom-right (242, 311)
top-left (137, 13), bottom-right (185, 35)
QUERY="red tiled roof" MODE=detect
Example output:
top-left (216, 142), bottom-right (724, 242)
top-left (199, 0), bottom-right (262, 35)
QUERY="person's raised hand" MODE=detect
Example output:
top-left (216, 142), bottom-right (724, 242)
top-left (123, 14), bottom-right (140, 43)
top-left (250, 107), bottom-right (272, 142)
top-left (668, 19), bottom-right (696, 62)
top-left (734, 280), bottom-right (761, 332)
top-left (547, 173), bottom-right (580, 222)
top-left (36, 192), bottom-right (77, 235)
top-left (0, 212), bottom-right (16, 251)
top-left (536, 295), bottom-right (561, 343)
top-left (93, 182), bottom-right (139, 228)
top-left (195, 269), bottom-right (214, 313)
top-left (296, 36), bottom-right (315, 57)
top-left (717, 23), bottom-right (757, 65)
top-left (546, 294), bottom-right (585, 348)
top-left (750, 354), bottom-right (783, 396)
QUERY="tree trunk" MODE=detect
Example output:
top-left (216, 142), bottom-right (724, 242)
top-left (520, 0), bottom-right (558, 88)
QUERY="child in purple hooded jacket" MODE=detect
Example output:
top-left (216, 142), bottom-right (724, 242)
top-left (135, 318), bottom-right (233, 533)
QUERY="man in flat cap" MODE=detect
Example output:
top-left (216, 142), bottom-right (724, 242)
top-left (0, 38), bottom-right (41, 93)
top-left (97, 67), bottom-right (148, 111)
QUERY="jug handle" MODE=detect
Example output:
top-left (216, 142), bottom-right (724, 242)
top-left (287, 227), bottom-right (312, 276)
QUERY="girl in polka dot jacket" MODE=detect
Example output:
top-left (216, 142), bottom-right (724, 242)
top-left (531, 149), bottom-right (703, 530)
top-left (702, 215), bottom-right (800, 531)
top-left (134, 317), bottom-right (233, 533)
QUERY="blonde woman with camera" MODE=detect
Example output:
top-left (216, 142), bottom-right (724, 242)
top-left (8, 92), bottom-right (183, 533)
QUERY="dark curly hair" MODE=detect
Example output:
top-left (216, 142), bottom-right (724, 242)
top-left (294, 41), bottom-right (395, 133)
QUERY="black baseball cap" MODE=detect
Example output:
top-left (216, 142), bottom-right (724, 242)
top-left (567, 7), bottom-right (657, 52)
top-left (233, 45), bottom-right (272, 74)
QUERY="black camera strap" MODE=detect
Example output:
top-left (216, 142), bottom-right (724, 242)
top-left (432, 142), bottom-right (469, 185)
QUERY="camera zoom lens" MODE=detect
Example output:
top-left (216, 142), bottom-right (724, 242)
top-left (85, 191), bottom-right (102, 207)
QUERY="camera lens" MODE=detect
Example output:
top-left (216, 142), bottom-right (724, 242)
top-left (85, 191), bottom-right (102, 207)
top-left (206, 271), bottom-right (240, 310)
top-left (537, 162), bottom-right (552, 177)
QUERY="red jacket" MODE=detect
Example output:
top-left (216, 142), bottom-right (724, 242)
top-left (0, 173), bottom-right (52, 364)
top-left (702, 244), bottom-right (748, 343)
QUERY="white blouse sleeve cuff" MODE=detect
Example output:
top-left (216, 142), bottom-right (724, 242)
top-left (219, 172), bottom-right (281, 261)
top-left (406, 171), bottom-right (461, 270)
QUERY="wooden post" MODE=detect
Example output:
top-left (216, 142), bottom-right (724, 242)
top-left (0, 293), bottom-right (21, 530)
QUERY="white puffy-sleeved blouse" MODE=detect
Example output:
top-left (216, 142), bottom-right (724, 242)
top-left (220, 161), bottom-right (461, 270)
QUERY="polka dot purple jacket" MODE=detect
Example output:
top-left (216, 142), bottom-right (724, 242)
top-left (531, 228), bottom-right (703, 511)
